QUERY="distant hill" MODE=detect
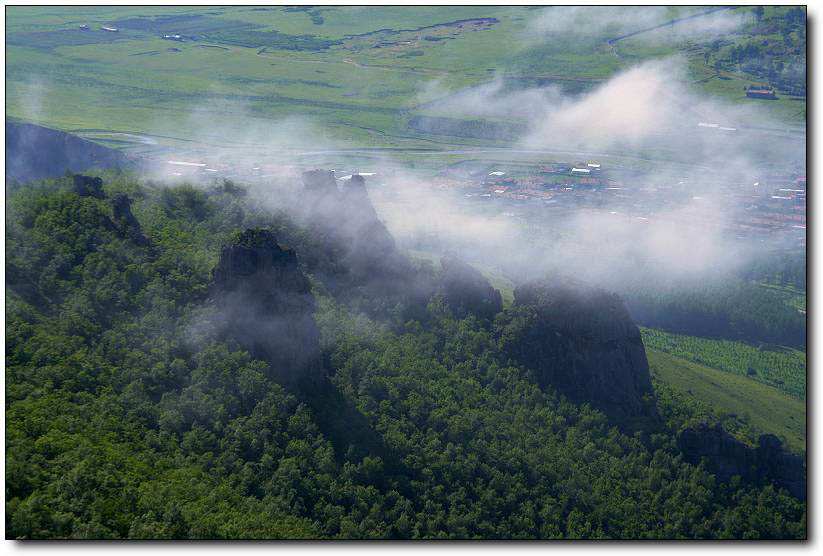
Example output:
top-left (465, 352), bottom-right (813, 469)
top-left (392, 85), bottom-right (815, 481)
top-left (5, 121), bottom-right (131, 183)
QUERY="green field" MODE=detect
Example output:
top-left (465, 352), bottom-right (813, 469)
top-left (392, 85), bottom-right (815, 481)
top-left (5, 5), bottom-right (805, 166)
top-left (641, 327), bottom-right (806, 399)
top-left (755, 281), bottom-right (806, 312)
top-left (648, 349), bottom-right (805, 454)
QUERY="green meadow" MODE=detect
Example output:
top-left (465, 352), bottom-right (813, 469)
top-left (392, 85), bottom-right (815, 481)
top-left (6, 5), bottom-right (805, 159)
top-left (648, 349), bottom-right (805, 454)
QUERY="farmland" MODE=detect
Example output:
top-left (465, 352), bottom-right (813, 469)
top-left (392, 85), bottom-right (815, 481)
top-left (641, 327), bottom-right (806, 399)
top-left (5, 5), bottom-right (806, 162)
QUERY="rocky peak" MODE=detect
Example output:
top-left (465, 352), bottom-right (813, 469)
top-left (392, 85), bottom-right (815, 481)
top-left (679, 424), bottom-right (805, 499)
top-left (211, 228), bottom-right (320, 384)
top-left (73, 174), bottom-right (105, 199)
top-left (500, 279), bottom-right (654, 416)
top-left (298, 169), bottom-right (418, 298)
top-left (5, 122), bottom-right (130, 183)
top-left (301, 169), bottom-right (337, 193)
top-left (112, 193), bottom-right (150, 247)
top-left (343, 174), bottom-right (368, 195)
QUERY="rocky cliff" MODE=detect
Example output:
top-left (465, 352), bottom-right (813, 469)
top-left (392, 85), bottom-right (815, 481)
top-left (112, 193), bottom-right (150, 248)
top-left (6, 122), bottom-right (131, 183)
top-left (440, 256), bottom-right (502, 321)
top-left (299, 170), bottom-right (432, 306)
top-left (679, 424), bottom-right (805, 499)
top-left (211, 228), bottom-right (321, 384)
top-left (499, 279), bottom-right (654, 416)
top-left (73, 174), bottom-right (106, 198)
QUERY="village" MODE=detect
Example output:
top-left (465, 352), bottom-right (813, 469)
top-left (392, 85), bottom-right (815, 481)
top-left (429, 159), bottom-right (806, 249)
top-left (152, 151), bottom-right (806, 252)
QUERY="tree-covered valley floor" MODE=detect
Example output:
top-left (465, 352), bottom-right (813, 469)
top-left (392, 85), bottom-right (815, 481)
top-left (5, 171), bottom-right (805, 539)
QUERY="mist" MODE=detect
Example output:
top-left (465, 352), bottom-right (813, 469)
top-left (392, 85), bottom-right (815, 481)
top-left (129, 52), bottom-right (800, 305)
top-left (526, 5), bottom-right (748, 43)
top-left (38, 5), bottom-right (801, 312)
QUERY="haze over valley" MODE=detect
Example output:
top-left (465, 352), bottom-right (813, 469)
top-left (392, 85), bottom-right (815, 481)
top-left (4, 4), bottom-right (808, 540)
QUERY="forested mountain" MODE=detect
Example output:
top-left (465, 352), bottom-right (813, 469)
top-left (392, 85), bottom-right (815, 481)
top-left (5, 172), bottom-right (806, 539)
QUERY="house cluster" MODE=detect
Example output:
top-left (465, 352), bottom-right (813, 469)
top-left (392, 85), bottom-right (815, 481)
top-left (446, 159), bottom-right (805, 248)
top-left (745, 85), bottom-right (778, 99)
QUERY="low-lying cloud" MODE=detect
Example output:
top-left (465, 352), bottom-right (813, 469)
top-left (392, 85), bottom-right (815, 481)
top-left (526, 5), bottom-right (747, 43)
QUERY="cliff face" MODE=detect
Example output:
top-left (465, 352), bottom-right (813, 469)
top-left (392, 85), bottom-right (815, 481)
top-left (500, 279), bottom-right (653, 416)
top-left (6, 122), bottom-right (131, 183)
top-left (299, 170), bottom-right (431, 304)
top-left (112, 193), bottom-right (150, 248)
top-left (211, 228), bottom-right (320, 384)
top-left (679, 424), bottom-right (805, 499)
top-left (440, 256), bottom-right (502, 320)
top-left (73, 174), bottom-right (106, 198)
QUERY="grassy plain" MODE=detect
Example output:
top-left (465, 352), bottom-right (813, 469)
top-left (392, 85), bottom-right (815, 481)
top-left (648, 349), bottom-right (805, 454)
top-left (6, 5), bottom-right (805, 161)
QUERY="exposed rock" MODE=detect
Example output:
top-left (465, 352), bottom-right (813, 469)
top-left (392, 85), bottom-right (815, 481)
top-left (6, 122), bottom-right (131, 183)
top-left (756, 435), bottom-right (806, 499)
top-left (679, 424), bottom-right (805, 499)
top-left (679, 424), bottom-right (756, 482)
top-left (343, 174), bottom-right (368, 196)
top-left (499, 279), bottom-right (653, 416)
top-left (112, 193), bottom-right (150, 247)
top-left (73, 174), bottom-right (105, 198)
top-left (440, 256), bottom-right (502, 320)
top-left (211, 228), bottom-right (321, 385)
top-left (301, 169), bottom-right (337, 193)
top-left (299, 170), bottom-right (433, 307)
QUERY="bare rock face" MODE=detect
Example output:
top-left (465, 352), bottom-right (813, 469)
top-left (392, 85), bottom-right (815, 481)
top-left (73, 174), bottom-right (105, 199)
top-left (679, 424), bottom-right (757, 482)
top-left (679, 424), bottom-right (805, 499)
top-left (499, 279), bottom-right (653, 416)
top-left (440, 256), bottom-right (502, 320)
top-left (301, 169), bottom-right (337, 193)
top-left (211, 228), bottom-right (320, 384)
top-left (299, 170), bottom-right (429, 303)
top-left (112, 193), bottom-right (150, 247)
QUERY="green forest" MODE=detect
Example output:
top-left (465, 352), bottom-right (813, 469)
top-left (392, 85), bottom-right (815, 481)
top-left (5, 172), bottom-right (806, 539)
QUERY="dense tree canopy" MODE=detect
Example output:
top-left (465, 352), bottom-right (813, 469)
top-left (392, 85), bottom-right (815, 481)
top-left (5, 173), bottom-right (806, 539)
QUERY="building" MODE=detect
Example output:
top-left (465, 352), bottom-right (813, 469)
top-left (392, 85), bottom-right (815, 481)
top-left (745, 87), bottom-right (777, 99)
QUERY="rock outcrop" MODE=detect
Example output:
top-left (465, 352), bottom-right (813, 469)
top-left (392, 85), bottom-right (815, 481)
top-left (679, 424), bottom-right (805, 499)
top-left (299, 170), bottom-right (433, 307)
top-left (440, 256), bottom-right (502, 320)
top-left (499, 279), bottom-right (653, 416)
top-left (6, 122), bottom-right (131, 183)
top-left (301, 169), bottom-right (338, 193)
top-left (73, 174), bottom-right (106, 198)
top-left (112, 193), bottom-right (150, 247)
top-left (211, 228), bottom-right (320, 384)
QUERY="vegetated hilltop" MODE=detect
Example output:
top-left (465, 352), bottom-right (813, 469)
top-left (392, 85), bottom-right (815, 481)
top-left (5, 171), bottom-right (805, 539)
